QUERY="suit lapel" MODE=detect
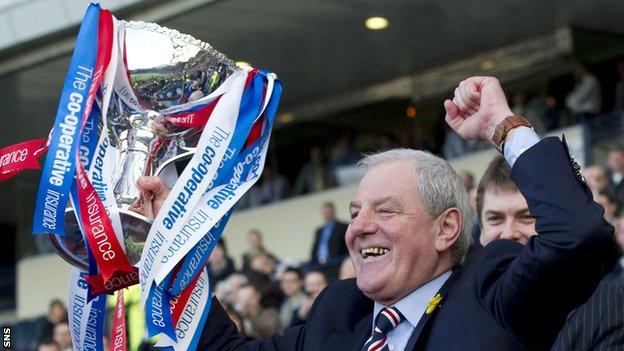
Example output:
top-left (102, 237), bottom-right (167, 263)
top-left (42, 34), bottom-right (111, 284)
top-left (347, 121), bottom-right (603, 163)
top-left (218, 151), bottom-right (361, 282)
top-left (405, 267), bottom-right (464, 350)
top-left (322, 313), bottom-right (372, 350)
top-left (354, 313), bottom-right (373, 350)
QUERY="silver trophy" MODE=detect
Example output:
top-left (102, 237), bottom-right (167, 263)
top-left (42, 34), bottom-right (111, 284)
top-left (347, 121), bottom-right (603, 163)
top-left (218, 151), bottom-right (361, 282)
top-left (50, 21), bottom-right (238, 269)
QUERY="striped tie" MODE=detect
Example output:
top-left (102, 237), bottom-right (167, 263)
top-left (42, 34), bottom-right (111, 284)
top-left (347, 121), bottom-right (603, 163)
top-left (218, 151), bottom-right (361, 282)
top-left (362, 306), bottom-right (405, 351)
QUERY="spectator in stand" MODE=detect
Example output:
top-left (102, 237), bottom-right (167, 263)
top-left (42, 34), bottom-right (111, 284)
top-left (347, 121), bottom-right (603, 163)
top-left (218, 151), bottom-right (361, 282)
top-left (215, 273), bottom-right (249, 307)
top-left (208, 239), bottom-right (236, 286)
top-left (565, 61), bottom-right (601, 121)
top-left (257, 165), bottom-right (290, 204)
top-left (244, 164), bottom-right (291, 208)
top-left (246, 251), bottom-right (283, 309)
top-left (338, 257), bottom-right (356, 280)
top-left (241, 229), bottom-right (278, 275)
top-left (474, 155), bottom-right (624, 350)
top-left (375, 133), bottom-right (397, 152)
top-left (458, 170), bottom-right (474, 192)
top-left (331, 133), bottom-right (360, 168)
top-left (278, 268), bottom-right (307, 330)
top-left (236, 285), bottom-right (281, 339)
top-left (512, 89), bottom-right (552, 135)
top-left (36, 299), bottom-right (67, 346)
top-left (458, 170), bottom-right (480, 245)
top-left (614, 59), bottom-right (624, 110)
top-left (595, 190), bottom-right (619, 224)
top-left (37, 339), bottom-right (60, 351)
top-left (584, 165), bottom-right (610, 196)
top-left (294, 146), bottom-right (336, 195)
top-left (607, 147), bottom-right (624, 202)
top-left (52, 322), bottom-right (72, 351)
top-left (290, 270), bottom-right (328, 327)
top-left (308, 202), bottom-right (349, 281)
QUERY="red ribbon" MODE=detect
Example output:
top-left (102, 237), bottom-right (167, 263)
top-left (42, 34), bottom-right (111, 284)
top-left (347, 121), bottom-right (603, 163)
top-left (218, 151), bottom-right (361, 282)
top-left (74, 9), bottom-right (136, 292)
top-left (166, 96), bottom-right (222, 128)
top-left (0, 138), bottom-right (47, 182)
top-left (84, 267), bottom-right (139, 295)
top-left (76, 162), bottom-right (136, 284)
top-left (169, 271), bottom-right (203, 325)
top-left (110, 289), bottom-right (127, 351)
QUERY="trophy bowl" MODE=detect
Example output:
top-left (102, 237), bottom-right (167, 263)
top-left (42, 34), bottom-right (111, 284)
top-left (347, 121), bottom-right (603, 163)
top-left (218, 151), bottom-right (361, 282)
top-left (49, 20), bottom-right (237, 269)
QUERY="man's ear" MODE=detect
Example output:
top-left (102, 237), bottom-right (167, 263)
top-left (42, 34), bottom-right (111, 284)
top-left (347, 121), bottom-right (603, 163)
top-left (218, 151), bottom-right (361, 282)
top-left (434, 208), bottom-right (462, 253)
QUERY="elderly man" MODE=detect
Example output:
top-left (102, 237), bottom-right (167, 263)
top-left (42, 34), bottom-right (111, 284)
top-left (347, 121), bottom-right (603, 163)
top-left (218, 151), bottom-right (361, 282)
top-left (141, 77), bottom-right (616, 350)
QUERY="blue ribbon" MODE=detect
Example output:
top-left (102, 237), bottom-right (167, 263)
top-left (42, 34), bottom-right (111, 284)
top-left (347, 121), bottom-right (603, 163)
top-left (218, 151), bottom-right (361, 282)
top-left (33, 3), bottom-right (100, 236)
top-left (169, 72), bottom-right (282, 296)
top-left (166, 71), bottom-right (270, 295)
top-left (145, 71), bottom-right (280, 342)
top-left (79, 103), bottom-right (101, 170)
top-left (146, 278), bottom-right (176, 340)
top-left (170, 210), bottom-right (232, 295)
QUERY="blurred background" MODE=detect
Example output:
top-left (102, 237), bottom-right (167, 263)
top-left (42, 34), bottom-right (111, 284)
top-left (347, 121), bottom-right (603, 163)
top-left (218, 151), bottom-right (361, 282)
top-left (3, 0), bottom-right (624, 350)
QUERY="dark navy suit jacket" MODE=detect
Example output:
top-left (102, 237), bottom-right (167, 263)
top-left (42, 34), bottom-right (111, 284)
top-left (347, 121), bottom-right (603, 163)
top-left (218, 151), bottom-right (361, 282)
top-left (198, 137), bottom-right (618, 350)
top-left (310, 220), bottom-right (349, 264)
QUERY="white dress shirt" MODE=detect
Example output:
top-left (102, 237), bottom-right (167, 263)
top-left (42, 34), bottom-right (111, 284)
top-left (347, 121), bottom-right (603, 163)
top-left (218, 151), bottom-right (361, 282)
top-left (372, 270), bottom-right (451, 351)
top-left (503, 126), bottom-right (540, 166)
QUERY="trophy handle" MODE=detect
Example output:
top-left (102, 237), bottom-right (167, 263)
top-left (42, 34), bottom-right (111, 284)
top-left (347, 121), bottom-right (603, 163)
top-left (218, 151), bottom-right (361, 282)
top-left (153, 148), bottom-right (195, 177)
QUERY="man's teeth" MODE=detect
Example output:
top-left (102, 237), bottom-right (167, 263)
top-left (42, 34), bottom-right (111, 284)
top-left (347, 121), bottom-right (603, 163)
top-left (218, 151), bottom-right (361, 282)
top-left (361, 247), bottom-right (390, 258)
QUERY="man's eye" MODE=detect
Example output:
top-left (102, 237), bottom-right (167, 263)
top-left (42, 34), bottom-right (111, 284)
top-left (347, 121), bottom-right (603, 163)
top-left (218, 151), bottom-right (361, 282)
top-left (350, 211), bottom-right (359, 219)
top-left (487, 216), bottom-right (502, 223)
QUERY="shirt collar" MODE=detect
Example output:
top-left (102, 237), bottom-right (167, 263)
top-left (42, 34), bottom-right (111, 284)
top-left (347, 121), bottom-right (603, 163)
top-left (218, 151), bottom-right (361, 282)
top-left (373, 269), bottom-right (452, 329)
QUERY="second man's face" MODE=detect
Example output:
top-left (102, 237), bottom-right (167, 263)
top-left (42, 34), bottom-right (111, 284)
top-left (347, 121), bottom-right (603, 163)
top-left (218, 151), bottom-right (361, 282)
top-left (480, 189), bottom-right (537, 246)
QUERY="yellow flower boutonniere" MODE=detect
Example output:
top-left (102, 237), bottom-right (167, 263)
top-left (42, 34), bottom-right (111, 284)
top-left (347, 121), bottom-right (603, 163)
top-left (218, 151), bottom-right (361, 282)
top-left (425, 293), bottom-right (443, 315)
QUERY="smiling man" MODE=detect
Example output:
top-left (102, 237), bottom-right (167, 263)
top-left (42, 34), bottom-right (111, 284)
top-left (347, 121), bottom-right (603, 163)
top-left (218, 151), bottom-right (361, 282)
top-left (475, 155), bottom-right (624, 350)
top-left (165, 77), bottom-right (617, 350)
top-left (476, 155), bottom-right (537, 246)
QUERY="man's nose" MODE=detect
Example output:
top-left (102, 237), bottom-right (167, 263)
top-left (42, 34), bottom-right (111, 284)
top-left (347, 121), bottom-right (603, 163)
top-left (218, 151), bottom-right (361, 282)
top-left (499, 221), bottom-right (522, 241)
top-left (349, 211), bottom-right (378, 236)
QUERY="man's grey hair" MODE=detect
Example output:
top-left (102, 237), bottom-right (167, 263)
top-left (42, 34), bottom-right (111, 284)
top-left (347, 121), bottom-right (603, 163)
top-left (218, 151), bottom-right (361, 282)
top-left (358, 148), bottom-right (472, 264)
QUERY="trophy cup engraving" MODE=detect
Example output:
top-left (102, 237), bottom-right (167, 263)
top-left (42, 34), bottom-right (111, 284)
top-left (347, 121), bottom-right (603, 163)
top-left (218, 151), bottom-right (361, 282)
top-left (50, 20), bottom-right (237, 270)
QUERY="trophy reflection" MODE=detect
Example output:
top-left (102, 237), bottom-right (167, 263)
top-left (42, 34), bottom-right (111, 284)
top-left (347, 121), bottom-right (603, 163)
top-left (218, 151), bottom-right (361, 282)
top-left (50, 20), bottom-right (237, 270)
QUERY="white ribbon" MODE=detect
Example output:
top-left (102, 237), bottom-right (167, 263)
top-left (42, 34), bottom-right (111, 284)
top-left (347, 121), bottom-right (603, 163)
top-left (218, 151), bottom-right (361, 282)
top-left (138, 69), bottom-right (247, 307)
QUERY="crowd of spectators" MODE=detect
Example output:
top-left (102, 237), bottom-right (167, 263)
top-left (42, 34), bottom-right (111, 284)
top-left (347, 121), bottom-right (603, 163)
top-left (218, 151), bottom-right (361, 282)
top-left (445, 59), bottom-right (624, 159)
top-left (236, 58), bottom-right (624, 212)
top-left (210, 205), bottom-right (356, 339)
top-left (12, 299), bottom-right (71, 351)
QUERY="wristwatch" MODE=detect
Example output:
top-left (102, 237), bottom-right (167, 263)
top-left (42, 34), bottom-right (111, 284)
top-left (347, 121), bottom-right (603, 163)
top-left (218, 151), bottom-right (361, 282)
top-left (491, 115), bottom-right (532, 153)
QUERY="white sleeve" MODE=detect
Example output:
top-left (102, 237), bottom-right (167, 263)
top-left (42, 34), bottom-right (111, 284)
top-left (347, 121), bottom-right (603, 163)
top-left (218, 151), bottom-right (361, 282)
top-left (503, 126), bottom-right (540, 167)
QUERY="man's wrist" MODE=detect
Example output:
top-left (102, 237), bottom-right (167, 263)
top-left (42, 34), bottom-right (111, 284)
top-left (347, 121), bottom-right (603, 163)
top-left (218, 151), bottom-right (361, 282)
top-left (486, 108), bottom-right (514, 141)
top-left (491, 115), bottom-right (532, 152)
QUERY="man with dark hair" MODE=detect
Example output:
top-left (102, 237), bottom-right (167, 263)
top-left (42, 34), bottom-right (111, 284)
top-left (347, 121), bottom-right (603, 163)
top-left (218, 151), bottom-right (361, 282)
top-left (476, 155), bottom-right (536, 245)
top-left (235, 284), bottom-right (281, 339)
top-left (607, 147), bottom-right (624, 202)
top-left (278, 267), bottom-right (307, 329)
top-left (242, 229), bottom-right (279, 276)
top-left (595, 189), bottom-right (620, 224)
top-left (476, 154), bottom-right (624, 350)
